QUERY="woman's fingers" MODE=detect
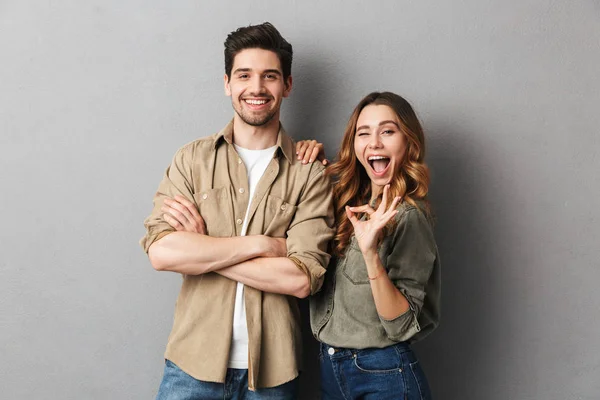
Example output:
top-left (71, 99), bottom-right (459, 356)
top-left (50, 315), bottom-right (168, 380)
top-left (296, 140), bottom-right (316, 162)
top-left (345, 206), bottom-right (359, 227)
top-left (378, 185), bottom-right (390, 212)
top-left (387, 196), bottom-right (401, 213)
top-left (309, 144), bottom-right (322, 163)
top-left (296, 141), bottom-right (309, 160)
top-left (347, 204), bottom-right (375, 215)
top-left (302, 140), bottom-right (319, 164)
top-left (296, 140), bottom-right (325, 164)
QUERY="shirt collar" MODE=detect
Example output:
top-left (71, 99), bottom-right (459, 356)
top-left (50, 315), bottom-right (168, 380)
top-left (213, 119), bottom-right (294, 164)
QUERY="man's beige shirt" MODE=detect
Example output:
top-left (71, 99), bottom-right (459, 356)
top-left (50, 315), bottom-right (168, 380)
top-left (140, 121), bottom-right (335, 390)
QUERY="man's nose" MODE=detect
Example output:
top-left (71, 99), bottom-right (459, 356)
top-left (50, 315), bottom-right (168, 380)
top-left (248, 76), bottom-right (265, 94)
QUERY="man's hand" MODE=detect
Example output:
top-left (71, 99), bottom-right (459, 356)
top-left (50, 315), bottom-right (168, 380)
top-left (261, 237), bottom-right (288, 258)
top-left (162, 195), bottom-right (207, 234)
top-left (162, 195), bottom-right (287, 257)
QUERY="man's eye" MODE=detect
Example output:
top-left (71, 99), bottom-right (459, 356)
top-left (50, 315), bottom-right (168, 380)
top-left (238, 74), bottom-right (249, 79)
top-left (265, 74), bottom-right (276, 79)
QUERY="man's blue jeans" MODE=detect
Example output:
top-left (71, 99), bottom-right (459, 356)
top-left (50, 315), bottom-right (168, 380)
top-left (156, 359), bottom-right (298, 400)
top-left (319, 342), bottom-right (432, 400)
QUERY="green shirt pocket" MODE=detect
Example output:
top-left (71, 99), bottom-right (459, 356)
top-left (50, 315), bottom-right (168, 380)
top-left (341, 237), bottom-right (370, 285)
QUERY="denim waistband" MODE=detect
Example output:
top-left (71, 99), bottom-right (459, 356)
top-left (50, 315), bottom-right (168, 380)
top-left (321, 342), bottom-right (411, 360)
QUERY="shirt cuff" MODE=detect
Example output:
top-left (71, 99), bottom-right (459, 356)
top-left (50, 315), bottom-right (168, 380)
top-left (378, 290), bottom-right (422, 342)
top-left (288, 256), bottom-right (326, 295)
top-left (140, 230), bottom-right (174, 253)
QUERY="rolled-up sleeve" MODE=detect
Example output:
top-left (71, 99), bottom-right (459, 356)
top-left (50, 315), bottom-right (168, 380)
top-left (286, 167), bottom-right (335, 295)
top-left (140, 145), bottom-right (196, 253)
top-left (379, 207), bottom-right (438, 341)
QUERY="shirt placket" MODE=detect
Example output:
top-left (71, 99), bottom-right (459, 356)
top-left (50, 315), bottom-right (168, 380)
top-left (244, 154), bottom-right (281, 390)
top-left (228, 145), bottom-right (250, 236)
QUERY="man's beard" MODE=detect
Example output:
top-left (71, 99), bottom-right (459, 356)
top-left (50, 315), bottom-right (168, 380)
top-left (233, 101), bottom-right (278, 127)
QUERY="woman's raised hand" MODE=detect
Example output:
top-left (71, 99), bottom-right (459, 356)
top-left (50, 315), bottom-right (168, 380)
top-left (345, 185), bottom-right (400, 255)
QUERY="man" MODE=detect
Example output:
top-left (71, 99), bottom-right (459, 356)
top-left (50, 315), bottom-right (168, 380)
top-left (140, 22), bottom-right (335, 399)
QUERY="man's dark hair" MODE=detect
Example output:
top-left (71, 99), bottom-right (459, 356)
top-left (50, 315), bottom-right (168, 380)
top-left (224, 22), bottom-right (293, 80)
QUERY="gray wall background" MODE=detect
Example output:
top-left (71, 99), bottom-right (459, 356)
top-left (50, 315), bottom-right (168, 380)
top-left (1, 1), bottom-right (599, 399)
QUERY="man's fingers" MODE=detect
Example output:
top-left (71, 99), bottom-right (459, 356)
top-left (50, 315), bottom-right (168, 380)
top-left (162, 205), bottom-right (188, 226)
top-left (196, 214), bottom-right (207, 235)
top-left (174, 194), bottom-right (203, 220)
top-left (165, 198), bottom-right (195, 223)
top-left (163, 213), bottom-right (183, 230)
top-left (166, 196), bottom-right (206, 234)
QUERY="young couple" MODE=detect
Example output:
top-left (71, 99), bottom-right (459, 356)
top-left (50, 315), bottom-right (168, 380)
top-left (141, 22), bottom-right (440, 400)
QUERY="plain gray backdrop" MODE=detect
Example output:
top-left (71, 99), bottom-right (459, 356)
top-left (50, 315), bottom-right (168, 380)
top-left (1, 1), bottom-right (599, 399)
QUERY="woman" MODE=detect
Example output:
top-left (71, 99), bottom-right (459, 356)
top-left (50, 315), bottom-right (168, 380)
top-left (298, 91), bottom-right (440, 399)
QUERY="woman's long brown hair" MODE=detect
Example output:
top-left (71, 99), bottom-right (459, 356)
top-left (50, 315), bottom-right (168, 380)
top-left (328, 92), bottom-right (430, 257)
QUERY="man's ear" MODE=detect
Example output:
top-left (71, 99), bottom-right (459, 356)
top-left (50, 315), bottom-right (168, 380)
top-left (283, 75), bottom-right (293, 98)
top-left (224, 74), bottom-right (231, 96)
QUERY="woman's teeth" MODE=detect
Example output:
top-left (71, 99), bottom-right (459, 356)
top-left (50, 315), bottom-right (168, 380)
top-left (368, 156), bottom-right (390, 173)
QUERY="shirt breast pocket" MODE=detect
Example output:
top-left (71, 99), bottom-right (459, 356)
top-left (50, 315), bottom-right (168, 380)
top-left (342, 237), bottom-right (391, 285)
top-left (263, 195), bottom-right (298, 238)
top-left (193, 187), bottom-right (233, 237)
top-left (342, 238), bottom-right (371, 285)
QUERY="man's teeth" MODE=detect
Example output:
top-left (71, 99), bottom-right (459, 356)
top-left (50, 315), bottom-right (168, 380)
top-left (245, 99), bottom-right (268, 105)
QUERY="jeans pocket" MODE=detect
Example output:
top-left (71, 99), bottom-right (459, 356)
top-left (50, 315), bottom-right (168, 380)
top-left (409, 360), bottom-right (432, 400)
top-left (352, 347), bottom-right (402, 375)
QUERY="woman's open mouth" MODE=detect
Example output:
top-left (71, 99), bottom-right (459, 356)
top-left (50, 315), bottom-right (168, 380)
top-left (367, 155), bottom-right (390, 176)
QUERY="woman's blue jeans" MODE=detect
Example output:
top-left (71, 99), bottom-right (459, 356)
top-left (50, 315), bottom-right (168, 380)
top-left (156, 359), bottom-right (298, 400)
top-left (319, 342), bottom-right (432, 400)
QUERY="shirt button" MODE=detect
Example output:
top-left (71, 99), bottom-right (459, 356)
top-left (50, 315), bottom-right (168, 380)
top-left (236, 218), bottom-right (243, 225)
top-left (327, 347), bottom-right (335, 356)
top-left (202, 193), bottom-right (208, 200)
top-left (239, 188), bottom-right (245, 194)
top-left (280, 204), bottom-right (286, 211)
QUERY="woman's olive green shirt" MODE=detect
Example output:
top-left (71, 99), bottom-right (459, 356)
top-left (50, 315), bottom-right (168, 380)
top-left (310, 202), bottom-right (441, 348)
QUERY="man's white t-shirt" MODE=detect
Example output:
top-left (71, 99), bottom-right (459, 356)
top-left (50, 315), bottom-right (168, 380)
top-left (228, 144), bottom-right (278, 369)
